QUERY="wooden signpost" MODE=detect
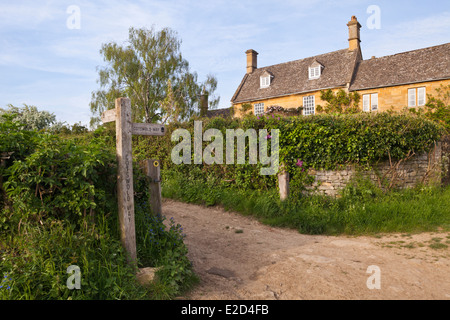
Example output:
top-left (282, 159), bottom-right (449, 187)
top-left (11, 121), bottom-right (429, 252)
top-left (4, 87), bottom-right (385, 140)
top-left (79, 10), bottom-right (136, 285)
top-left (102, 97), bottom-right (165, 265)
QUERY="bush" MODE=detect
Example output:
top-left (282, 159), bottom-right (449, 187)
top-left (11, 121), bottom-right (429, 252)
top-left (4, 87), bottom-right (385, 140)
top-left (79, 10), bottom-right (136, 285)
top-left (134, 112), bottom-right (444, 195)
top-left (1, 118), bottom-right (195, 299)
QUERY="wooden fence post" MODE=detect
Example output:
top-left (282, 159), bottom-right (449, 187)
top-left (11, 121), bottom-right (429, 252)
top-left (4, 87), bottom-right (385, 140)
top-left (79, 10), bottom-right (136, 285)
top-left (278, 164), bottom-right (289, 201)
top-left (141, 159), bottom-right (162, 219)
top-left (115, 97), bottom-right (137, 265)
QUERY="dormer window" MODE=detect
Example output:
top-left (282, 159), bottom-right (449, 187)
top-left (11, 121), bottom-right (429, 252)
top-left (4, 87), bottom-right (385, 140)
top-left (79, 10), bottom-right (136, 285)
top-left (260, 70), bottom-right (272, 88)
top-left (260, 76), bottom-right (270, 88)
top-left (308, 60), bottom-right (323, 80)
top-left (309, 66), bottom-right (321, 79)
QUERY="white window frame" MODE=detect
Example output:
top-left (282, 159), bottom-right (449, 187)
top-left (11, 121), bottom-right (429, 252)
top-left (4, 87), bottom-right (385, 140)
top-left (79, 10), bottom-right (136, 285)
top-left (260, 75), bottom-right (270, 88)
top-left (370, 93), bottom-right (378, 111)
top-left (363, 93), bottom-right (378, 112)
top-left (417, 87), bottom-right (426, 106)
top-left (308, 66), bottom-right (321, 79)
top-left (254, 103), bottom-right (264, 116)
top-left (408, 87), bottom-right (425, 107)
top-left (363, 94), bottom-right (370, 112)
top-left (408, 88), bottom-right (416, 107)
top-left (303, 95), bottom-right (315, 115)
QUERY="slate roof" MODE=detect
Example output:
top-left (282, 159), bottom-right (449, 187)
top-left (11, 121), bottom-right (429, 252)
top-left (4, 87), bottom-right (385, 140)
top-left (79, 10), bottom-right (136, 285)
top-left (206, 107), bottom-right (233, 118)
top-left (231, 48), bottom-right (361, 104)
top-left (349, 42), bottom-right (450, 91)
top-left (231, 42), bottom-right (450, 104)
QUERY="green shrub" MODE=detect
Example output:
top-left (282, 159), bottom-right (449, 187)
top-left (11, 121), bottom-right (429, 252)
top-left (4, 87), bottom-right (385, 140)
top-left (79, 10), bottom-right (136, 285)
top-left (1, 118), bottom-right (195, 299)
top-left (136, 112), bottom-right (444, 195)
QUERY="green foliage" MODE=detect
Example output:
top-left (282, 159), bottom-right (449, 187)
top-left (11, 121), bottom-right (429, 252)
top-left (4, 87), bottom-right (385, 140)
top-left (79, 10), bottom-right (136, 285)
top-left (409, 84), bottom-right (450, 132)
top-left (134, 112), bottom-right (443, 196)
top-left (316, 89), bottom-right (361, 114)
top-left (0, 104), bottom-right (57, 131)
top-left (0, 120), bottom-right (195, 299)
top-left (0, 220), bottom-right (149, 300)
top-left (90, 26), bottom-right (219, 127)
top-left (240, 103), bottom-right (253, 114)
top-left (3, 131), bottom-right (116, 229)
top-left (162, 174), bottom-right (450, 235)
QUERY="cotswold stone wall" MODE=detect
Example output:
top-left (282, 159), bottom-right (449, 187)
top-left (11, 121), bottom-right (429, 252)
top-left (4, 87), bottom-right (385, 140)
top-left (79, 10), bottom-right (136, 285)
top-left (306, 139), bottom-right (447, 197)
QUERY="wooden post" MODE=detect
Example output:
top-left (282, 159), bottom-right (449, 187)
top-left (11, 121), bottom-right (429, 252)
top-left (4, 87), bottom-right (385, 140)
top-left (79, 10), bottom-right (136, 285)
top-left (278, 165), bottom-right (289, 201)
top-left (141, 159), bottom-right (162, 219)
top-left (115, 98), bottom-right (137, 265)
top-left (101, 98), bottom-right (165, 267)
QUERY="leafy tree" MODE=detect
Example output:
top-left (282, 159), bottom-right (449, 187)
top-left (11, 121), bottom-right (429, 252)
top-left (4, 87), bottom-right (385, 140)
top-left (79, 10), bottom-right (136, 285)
top-left (0, 104), bottom-right (57, 130)
top-left (90, 26), bottom-right (219, 127)
top-left (316, 89), bottom-right (361, 114)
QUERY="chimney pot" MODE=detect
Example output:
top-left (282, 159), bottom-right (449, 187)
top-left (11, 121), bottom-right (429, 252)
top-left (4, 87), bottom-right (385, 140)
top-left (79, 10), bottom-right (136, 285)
top-left (199, 92), bottom-right (208, 117)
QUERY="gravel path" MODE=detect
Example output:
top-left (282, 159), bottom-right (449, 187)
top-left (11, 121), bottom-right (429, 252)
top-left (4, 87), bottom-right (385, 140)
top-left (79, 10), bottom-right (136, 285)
top-left (162, 199), bottom-right (450, 300)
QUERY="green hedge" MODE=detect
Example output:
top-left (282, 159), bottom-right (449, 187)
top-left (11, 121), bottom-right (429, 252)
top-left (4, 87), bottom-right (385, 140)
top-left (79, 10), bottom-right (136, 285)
top-left (133, 112), bottom-right (445, 192)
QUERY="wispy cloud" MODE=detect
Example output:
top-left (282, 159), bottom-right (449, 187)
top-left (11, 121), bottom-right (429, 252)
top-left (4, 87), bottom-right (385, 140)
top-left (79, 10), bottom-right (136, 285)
top-left (0, 0), bottom-right (448, 124)
top-left (363, 11), bottom-right (450, 58)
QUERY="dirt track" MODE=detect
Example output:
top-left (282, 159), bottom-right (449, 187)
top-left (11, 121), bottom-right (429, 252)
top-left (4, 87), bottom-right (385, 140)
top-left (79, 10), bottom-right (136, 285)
top-left (162, 199), bottom-right (450, 300)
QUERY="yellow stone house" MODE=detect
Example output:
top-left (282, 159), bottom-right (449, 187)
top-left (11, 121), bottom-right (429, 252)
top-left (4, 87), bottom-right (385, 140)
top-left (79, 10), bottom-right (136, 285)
top-left (230, 16), bottom-right (450, 117)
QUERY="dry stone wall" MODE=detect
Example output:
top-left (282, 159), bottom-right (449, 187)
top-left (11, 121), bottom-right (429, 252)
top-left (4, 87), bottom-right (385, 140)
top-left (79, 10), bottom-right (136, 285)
top-left (305, 139), bottom-right (448, 197)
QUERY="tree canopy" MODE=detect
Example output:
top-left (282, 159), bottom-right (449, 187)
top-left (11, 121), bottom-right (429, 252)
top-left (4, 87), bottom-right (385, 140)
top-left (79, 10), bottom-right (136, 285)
top-left (90, 26), bottom-right (219, 127)
top-left (0, 104), bottom-right (57, 131)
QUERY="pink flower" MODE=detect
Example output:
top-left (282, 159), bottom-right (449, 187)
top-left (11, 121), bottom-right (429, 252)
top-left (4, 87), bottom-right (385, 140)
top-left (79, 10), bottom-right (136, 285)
top-left (265, 134), bottom-right (272, 139)
top-left (296, 159), bottom-right (303, 167)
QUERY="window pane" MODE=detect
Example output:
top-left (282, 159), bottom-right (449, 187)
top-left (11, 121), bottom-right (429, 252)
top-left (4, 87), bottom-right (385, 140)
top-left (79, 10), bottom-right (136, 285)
top-left (363, 94), bottom-right (370, 112)
top-left (408, 88), bottom-right (416, 107)
top-left (418, 87), bottom-right (426, 106)
top-left (309, 67), bottom-right (320, 79)
top-left (303, 95), bottom-right (315, 115)
top-left (371, 93), bottom-right (378, 111)
top-left (254, 103), bottom-right (264, 116)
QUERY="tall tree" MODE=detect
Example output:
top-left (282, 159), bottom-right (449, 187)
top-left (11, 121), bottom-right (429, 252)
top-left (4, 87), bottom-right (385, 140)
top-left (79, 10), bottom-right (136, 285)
top-left (90, 26), bottom-right (219, 127)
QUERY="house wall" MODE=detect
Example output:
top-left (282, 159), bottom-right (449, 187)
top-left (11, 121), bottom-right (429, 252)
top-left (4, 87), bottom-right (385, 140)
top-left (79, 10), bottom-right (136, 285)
top-left (232, 79), bottom-right (450, 117)
top-left (233, 88), bottom-right (345, 117)
top-left (353, 79), bottom-right (450, 113)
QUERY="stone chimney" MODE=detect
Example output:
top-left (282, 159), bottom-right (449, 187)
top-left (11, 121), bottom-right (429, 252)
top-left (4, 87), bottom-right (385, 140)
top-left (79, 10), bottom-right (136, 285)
top-left (347, 16), bottom-right (361, 51)
top-left (199, 92), bottom-right (208, 117)
top-left (246, 49), bottom-right (258, 74)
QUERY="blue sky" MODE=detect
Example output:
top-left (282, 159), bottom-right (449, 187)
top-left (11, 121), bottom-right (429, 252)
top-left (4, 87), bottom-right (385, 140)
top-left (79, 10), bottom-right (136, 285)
top-left (1, 0), bottom-right (449, 126)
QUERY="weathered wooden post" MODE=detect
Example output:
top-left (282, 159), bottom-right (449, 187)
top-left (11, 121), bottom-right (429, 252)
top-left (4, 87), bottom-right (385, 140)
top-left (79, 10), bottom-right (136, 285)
top-left (141, 159), bottom-right (162, 219)
top-left (115, 98), bottom-right (137, 265)
top-left (278, 164), bottom-right (289, 201)
top-left (101, 97), bottom-right (166, 266)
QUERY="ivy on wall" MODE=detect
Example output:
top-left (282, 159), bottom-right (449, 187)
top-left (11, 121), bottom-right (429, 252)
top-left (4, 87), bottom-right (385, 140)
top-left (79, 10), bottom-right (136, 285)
top-left (134, 112), bottom-right (445, 192)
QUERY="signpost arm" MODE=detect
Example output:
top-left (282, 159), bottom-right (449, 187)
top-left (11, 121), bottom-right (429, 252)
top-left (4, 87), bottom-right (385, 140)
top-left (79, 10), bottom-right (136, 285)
top-left (116, 97), bottom-right (137, 265)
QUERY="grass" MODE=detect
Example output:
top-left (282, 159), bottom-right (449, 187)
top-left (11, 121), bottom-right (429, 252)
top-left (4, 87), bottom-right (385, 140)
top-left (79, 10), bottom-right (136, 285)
top-left (162, 174), bottom-right (450, 236)
top-left (0, 201), bottom-right (197, 300)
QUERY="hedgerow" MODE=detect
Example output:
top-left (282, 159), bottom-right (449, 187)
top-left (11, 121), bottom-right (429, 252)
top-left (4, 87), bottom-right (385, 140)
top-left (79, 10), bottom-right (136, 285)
top-left (0, 116), bottom-right (195, 300)
top-left (133, 112), bottom-right (445, 193)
